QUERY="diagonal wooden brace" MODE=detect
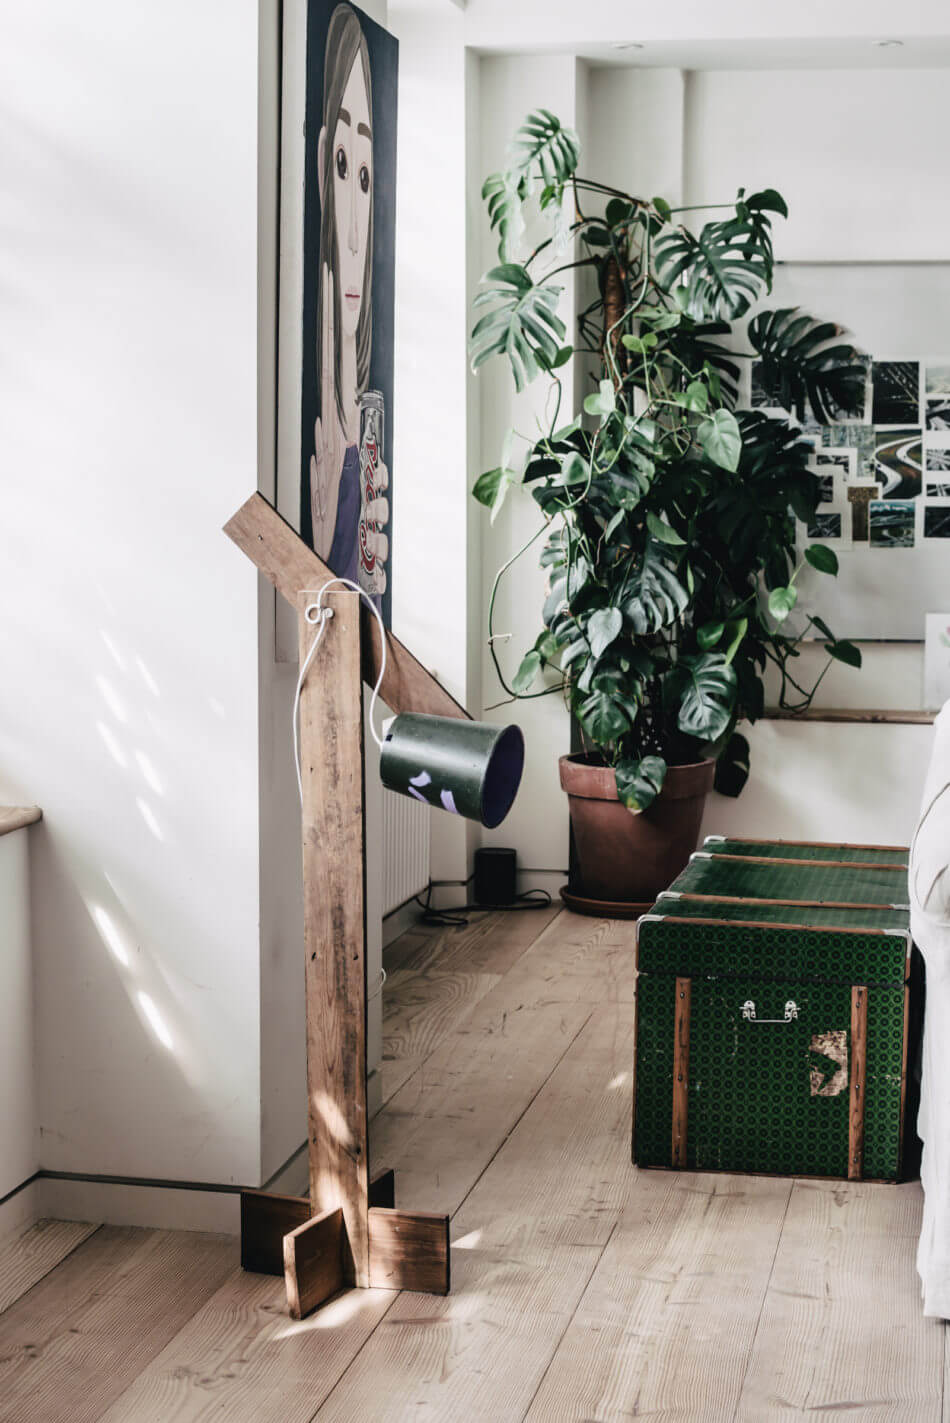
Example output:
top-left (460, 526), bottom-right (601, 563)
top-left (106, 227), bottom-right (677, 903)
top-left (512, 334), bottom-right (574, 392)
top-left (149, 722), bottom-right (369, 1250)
top-left (224, 492), bottom-right (469, 720)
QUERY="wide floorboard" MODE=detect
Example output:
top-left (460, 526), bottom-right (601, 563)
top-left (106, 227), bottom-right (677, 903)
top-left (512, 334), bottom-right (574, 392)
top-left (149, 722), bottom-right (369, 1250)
top-left (0, 906), bottom-right (942, 1421)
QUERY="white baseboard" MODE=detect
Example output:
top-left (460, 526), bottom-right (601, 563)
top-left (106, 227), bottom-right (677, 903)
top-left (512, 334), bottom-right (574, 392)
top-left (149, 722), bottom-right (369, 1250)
top-left (35, 1177), bottom-right (240, 1234)
top-left (517, 867), bottom-right (568, 897)
top-left (0, 1180), bottom-right (40, 1244)
top-left (382, 897), bottom-right (422, 948)
top-left (263, 1143), bottom-right (309, 1197)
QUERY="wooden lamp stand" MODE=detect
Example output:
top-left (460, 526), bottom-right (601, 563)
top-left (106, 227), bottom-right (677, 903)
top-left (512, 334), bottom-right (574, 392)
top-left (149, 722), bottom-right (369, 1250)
top-left (225, 493), bottom-right (466, 1318)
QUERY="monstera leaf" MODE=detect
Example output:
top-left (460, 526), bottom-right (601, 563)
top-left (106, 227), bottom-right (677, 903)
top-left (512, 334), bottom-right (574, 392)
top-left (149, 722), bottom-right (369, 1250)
top-left (508, 109), bottom-right (581, 189)
top-left (482, 111), bottom-right (580, 260)
top-left (471, 265), bottom-right (566, 392)
top-left (615, 755), bottom-right (667, 812)
top-left (747, 307), bottom-right (866, 423)
top-left (673, 653), bottom-right (737, 741)
top-left (623, 546), bottom-right (689, 635)
top-left (664, 320), bottom-right (741, 408)
top-left (703, 412), bottom-right (819, 570)
top-left (481, 171), bottom-right (527, 261)
top-left (576, 671), bottom-right (638, 745)
top-left (655, 191), bottom-right (784, 321)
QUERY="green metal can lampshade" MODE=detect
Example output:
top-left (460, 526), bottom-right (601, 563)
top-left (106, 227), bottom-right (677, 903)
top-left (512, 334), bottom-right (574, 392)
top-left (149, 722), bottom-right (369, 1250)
top-left (379, 713), bottom-right (525, 828)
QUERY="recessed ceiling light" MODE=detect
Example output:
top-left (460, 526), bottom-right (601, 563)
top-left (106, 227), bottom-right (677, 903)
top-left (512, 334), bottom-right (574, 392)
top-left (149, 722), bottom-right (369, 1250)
top-left (612, 41), bottom-right (644, 50)
top-left (872, 38), bottom-right (904, 47)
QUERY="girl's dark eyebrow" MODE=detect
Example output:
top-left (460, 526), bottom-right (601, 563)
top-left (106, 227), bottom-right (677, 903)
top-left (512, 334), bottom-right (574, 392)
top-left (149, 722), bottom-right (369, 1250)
top-left (337, 108), bottom-right (372, 141)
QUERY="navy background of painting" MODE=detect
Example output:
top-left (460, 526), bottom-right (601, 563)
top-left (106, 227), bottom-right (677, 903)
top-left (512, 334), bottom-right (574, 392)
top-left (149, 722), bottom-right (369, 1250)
top-left (300, 0), bottom-right (398, 628)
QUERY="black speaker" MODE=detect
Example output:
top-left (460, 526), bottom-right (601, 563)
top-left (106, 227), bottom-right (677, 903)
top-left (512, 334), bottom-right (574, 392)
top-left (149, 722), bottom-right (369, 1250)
top-left (473, 847), bottom-right (518, 905)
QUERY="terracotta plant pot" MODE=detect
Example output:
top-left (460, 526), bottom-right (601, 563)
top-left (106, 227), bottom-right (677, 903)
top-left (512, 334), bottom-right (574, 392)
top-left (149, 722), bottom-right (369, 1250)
top-left (559, 753), bottom-right (716, 906)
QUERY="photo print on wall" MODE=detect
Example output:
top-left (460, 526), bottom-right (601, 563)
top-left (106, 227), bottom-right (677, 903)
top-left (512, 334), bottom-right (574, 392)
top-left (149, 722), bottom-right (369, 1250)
top-left (816, 473), bottom-right (835, 504)
top-left (869, 500), bottom-right (916, 549)
top-left (816, 450), bottom-right (856, 481)
top-left (926, 397), bottom-right (950, 432)
top-left (299, 0), bottom-right (398, 627)
top-left (926, 364), bottom-right (950, 397)
top-left (872, 428), bottom-right (923, 500)
top-left (871, 360), bottom-right (920, 425)
top-left (824, 423), bottom-right (877, 480)
top-left (807, 511), bottom-right (843, 540)
top-left (924, 506), bottom-right (950, 539)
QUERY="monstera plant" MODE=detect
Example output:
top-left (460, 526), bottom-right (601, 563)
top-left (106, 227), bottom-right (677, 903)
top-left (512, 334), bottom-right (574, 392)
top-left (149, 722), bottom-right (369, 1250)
top-left (470, 110), bottom-right (865, 905)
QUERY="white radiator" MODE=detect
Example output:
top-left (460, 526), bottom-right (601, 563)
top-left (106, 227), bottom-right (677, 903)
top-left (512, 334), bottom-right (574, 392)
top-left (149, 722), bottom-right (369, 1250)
top-left (381, 789), bottom-right (430, 915)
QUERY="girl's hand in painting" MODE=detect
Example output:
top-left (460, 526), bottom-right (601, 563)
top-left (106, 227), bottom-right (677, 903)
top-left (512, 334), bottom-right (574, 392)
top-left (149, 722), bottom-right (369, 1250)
top-left (310, 261), bottom-right (346, 547)
top-left (365, 456), bottom-right (389, 589)
top-left (365, 456), bottom-right (389, 531)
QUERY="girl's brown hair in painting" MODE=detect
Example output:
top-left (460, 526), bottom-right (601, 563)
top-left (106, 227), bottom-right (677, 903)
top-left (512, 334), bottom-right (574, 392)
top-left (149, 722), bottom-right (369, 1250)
top-left (316, 3), bottom-right (373, 429)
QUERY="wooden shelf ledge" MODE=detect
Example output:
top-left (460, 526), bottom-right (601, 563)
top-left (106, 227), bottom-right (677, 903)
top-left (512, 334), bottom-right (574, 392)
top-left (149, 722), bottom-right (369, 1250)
top-left (0, 806), bottom-right (42, 837)
top-left (763, 709), bottom-right (935, 726)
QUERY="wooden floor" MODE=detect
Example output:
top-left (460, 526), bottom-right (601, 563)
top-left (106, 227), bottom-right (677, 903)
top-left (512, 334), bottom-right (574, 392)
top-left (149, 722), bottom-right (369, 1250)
top-left (0, 906), bottom-right (944, 1421)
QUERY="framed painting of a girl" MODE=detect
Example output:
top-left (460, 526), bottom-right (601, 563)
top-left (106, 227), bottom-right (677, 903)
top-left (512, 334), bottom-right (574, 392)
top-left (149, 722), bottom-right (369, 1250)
top-left (300, 1), bottom-right (397, 625)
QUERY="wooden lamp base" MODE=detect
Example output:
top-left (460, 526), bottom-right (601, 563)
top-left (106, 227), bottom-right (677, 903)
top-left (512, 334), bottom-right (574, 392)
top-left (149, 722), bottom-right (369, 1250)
top-left (240, 1172), bottom-right (450, 1318)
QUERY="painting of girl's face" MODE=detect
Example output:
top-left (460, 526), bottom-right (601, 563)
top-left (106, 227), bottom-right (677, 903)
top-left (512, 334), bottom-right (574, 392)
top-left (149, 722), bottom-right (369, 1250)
top-left (300, 0), bottom-right (396, 626)
top-left (331, 57), bottom-right (372, 338)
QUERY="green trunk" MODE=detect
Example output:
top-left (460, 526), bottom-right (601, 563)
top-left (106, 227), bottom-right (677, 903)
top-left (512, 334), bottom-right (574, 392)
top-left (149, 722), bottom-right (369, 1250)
top-left (634, 841), bottom-right (915, 1182)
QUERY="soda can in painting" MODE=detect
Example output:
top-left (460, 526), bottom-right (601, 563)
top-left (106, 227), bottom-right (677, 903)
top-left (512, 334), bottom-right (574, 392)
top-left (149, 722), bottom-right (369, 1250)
top-left (358, 389), bottom-right (386, 599)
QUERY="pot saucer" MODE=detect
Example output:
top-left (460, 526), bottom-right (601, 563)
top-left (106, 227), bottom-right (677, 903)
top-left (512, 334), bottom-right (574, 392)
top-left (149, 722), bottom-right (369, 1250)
top-left (559, 887), bottom-right (653, 920)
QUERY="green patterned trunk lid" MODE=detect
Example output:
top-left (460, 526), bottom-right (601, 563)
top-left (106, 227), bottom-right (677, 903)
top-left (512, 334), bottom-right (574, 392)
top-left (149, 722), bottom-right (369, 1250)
top-left (702, 836), bottom-right (908, 866)
top-left (653, 894), bottom-right (910, 932)
top-left (669, 855), bottom-right (909, 907)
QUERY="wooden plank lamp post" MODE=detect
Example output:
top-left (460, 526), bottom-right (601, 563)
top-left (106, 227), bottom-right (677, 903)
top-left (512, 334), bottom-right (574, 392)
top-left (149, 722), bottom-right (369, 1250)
top-left (224, 492), bottom-right (468, 1317)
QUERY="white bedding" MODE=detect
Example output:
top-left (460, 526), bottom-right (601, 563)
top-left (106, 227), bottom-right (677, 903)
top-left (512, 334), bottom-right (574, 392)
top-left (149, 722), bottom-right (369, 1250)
top-left (911, 700), bottom-right (950, 1317)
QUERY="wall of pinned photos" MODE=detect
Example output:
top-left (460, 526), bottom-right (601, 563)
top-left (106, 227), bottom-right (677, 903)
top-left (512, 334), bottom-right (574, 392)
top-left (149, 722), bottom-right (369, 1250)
top-left (745, 264), bottom-right (950, 641)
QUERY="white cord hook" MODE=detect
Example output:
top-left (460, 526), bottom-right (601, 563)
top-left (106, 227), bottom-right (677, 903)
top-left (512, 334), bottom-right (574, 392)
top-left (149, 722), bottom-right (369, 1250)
top-left (293, 577), bottom-right (389, 801)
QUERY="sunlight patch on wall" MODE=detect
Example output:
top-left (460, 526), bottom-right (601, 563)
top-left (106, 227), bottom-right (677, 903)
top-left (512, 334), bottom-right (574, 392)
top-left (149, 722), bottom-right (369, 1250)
top-left (96, 720), bottom-right (128, 768)
top-left (95, 675), bottom-right (128, 724)
top-left (136, 990), bottom-right (174, 1051)
top-left (90, 904), bottom-right (130, 967)
top-left (135, 797), bottom-right (165, 841)
top-left (134, 750), bottom-right (164, 796)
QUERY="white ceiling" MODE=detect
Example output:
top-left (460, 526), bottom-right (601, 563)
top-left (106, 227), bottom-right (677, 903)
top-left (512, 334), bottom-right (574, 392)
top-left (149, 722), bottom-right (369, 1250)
top-left (459, 0), bottom-right (950, 66)
top-left (581, 37), bottom-right (950, 70)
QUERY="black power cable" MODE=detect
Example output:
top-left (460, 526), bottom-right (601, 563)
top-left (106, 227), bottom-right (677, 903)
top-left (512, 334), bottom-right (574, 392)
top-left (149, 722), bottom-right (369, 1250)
top-left (412, 881), bottom-right (552, 928)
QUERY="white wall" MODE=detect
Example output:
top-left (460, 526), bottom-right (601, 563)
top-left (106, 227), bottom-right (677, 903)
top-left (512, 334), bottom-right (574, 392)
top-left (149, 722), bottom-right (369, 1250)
top-left (0, 2), bottom-right (264, 1192)
top-left (388, 0), bottom-right (479, 895)
top-left (699, 722), bottom-right (934, 848)
top-left (587, 67), bottom-right (684, 205)
top-left (0, 831), bottom-right (36, 1199)
top-left (684, 69), bottom-right (950, 264)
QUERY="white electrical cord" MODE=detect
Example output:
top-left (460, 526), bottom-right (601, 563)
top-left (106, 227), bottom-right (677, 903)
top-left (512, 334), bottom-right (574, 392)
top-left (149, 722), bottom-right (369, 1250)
top-left (292, 578), bottom-right (390, 1003)
top-left (293, 576), bottom-right (389, 801)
